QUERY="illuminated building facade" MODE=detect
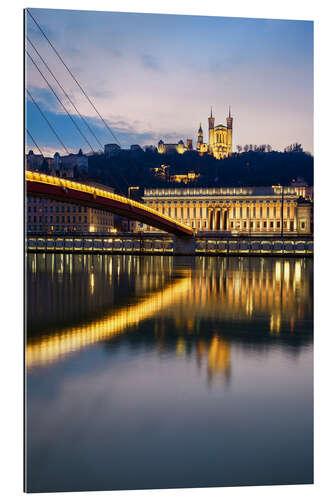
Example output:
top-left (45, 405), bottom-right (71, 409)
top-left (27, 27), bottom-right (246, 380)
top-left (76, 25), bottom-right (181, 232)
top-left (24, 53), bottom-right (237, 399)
top-left (197, 107), bottom-right (233, 159)
top-left (169, 172), bottom-right (200, 184)
top-left (142, 184), bottom-right (313, 235)
top-left (26, 196), bottom-right (115, 234)
top-left (157, 107), bottom-right (233, 159)
top-left (157, 140), bottom-right (187, 155)
top-left (26, 181), bottom-right (116, 234)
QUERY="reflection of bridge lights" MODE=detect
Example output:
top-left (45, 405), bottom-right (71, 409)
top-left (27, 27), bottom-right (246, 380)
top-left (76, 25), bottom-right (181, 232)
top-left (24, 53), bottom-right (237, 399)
top-left (26, 256), bottom-right (311, 371)
top-left (26, 275), bottom-right (191, 368)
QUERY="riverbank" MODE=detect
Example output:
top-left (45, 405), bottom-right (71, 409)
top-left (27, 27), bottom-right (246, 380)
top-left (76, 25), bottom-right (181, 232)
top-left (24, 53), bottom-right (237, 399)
top-left (26, 233), bottom-right (313, 257)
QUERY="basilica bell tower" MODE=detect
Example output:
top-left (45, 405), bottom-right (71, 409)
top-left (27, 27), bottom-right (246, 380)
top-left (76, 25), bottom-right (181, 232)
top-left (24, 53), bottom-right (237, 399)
top-left (196, 123), bottom-right (203, 151)
top-left (226, 106), bottom-right (233, 155)
top-left (208, 107), bottom-right (215, 153)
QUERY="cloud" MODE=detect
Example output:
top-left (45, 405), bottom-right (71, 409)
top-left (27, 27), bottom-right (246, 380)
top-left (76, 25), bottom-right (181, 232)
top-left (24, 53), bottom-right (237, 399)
top-left (25, 9), bottom-right (314, 153)
top-left (140, 54), bottom-right (165, 73)
top-left (26, 85), bottom-right (60, 113)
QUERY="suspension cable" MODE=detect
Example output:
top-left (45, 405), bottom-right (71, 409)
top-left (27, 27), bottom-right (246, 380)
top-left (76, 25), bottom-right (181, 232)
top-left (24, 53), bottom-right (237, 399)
top-left (26, 89), bottom-right (70, 155)
top-left (26, 9), bottom-right (121, 147)
top-left (27, 36), bottom-right (104, 151)
top-left (26, 49), bottom-right (95, 153)
top-left (26, 128), bottom-right (45, 157)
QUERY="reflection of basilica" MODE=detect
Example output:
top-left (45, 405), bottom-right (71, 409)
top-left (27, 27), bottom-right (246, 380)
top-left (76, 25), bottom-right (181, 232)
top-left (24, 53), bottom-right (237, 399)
top-left (27, 255), bottom-right (312, 377)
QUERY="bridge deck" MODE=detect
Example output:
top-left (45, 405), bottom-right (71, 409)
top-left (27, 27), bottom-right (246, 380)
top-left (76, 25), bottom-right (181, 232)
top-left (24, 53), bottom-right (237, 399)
top-left (26, 171), bottom-right (193, 237)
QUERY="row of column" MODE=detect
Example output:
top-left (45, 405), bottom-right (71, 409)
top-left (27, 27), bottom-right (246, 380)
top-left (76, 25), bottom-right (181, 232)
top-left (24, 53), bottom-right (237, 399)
top-left (146, 201), bottom-right (299, 233)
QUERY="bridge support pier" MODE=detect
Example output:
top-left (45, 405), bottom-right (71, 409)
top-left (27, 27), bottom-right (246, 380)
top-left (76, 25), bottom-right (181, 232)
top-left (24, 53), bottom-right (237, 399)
top-left (173, 236), bottom-right (196, 255)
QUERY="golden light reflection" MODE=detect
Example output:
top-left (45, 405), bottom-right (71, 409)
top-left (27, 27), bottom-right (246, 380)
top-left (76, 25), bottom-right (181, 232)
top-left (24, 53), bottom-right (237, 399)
top-left (26, 274), bottom-right (191, 368)
top-left (275, 261), bottom-right (281, 280)
top-left (176, 338), bottom-right (186, 356)
top-left (26, 256), bottom-right (311, 377)
top-left (90, 273), bottom-right (95, 294)
top-left (270, 313), bottom-right (281, 335)
top-left (207, 336), bottom-right (230, 377)
top-left (295, 261), bottom-right (301, 283)
top-left (284, 261), bottom-right (290, 281)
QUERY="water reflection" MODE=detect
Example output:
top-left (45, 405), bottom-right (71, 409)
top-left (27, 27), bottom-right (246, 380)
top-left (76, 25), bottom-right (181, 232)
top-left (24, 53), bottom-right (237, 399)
top-left (26, 273), bottom-right (192, 367)
top-left (26, 254), bottom-right (313, 492)
top-left (26, 254), bottom-right (312, 377)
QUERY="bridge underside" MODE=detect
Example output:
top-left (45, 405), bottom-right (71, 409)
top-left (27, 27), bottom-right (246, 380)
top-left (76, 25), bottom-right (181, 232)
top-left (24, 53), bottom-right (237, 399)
top-left (26, 179), bottom-right (193, 237)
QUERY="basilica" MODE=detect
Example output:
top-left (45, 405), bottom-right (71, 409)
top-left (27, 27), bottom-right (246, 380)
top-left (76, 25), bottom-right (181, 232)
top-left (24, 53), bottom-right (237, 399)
top-left (157, 108), bottom-right (233, 159)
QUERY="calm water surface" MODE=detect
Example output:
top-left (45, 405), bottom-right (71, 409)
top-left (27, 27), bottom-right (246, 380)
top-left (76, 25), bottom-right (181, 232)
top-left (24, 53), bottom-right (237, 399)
top-left (26, 254), bottom-right (313, 492)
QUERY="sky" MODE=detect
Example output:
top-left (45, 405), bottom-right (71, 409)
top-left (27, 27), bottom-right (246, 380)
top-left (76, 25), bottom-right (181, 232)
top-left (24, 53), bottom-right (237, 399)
top-left (25, 8), bottom-right (313, 156)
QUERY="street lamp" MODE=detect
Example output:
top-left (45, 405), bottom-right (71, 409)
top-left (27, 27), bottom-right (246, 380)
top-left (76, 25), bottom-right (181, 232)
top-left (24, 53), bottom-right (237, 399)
top-left (280, 184), bottom-right (284, 238)
top-left (128, 186), bottom-right (140, 198)
top-left (127, 186), bottom-right (140, 232)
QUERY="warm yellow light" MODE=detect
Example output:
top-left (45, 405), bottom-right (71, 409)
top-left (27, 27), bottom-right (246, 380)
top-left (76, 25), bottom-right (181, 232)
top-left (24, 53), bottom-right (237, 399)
top-left (275, 262), bottom-right (281, 280)
top-left (26, 275), bottom-right (191, 368)
top-left (295, 261), bottom-right (301, 282)
top-left (26, 170), bottom-right (192, 233)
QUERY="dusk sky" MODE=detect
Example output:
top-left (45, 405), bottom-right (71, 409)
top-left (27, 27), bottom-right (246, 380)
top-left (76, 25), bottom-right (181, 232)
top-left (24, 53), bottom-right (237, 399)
top-left (25, 8), bottom-right (313, 156)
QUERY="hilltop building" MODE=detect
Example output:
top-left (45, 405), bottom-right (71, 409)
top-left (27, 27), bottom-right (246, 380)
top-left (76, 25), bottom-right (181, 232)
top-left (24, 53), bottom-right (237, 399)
top-left (26, 149), bottom-right (88, 178)
top-left (170, 172), bottom-right (200, 184)
top-left (157, 107), bottom-right (233, 159)
top-left (197, 107), bottom-right (233, 159)
top-left (157, 140), bottom-right (187, 155)
top-left (104, 143), bottom-right (121, 158)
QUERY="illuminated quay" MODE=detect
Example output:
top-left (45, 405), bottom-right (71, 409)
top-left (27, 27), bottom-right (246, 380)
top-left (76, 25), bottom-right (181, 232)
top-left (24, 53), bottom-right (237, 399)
top-left (25, 171), bottom-right (313, 256)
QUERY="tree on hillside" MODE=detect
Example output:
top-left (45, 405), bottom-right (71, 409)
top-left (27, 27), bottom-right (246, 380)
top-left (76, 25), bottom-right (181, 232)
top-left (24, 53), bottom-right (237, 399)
top-left (284, 143), bottom-right (303, 153)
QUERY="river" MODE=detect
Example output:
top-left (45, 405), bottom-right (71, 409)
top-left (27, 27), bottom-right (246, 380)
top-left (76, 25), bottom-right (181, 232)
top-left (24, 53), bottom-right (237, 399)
top-left (25, 254), bottom-right (313, 492)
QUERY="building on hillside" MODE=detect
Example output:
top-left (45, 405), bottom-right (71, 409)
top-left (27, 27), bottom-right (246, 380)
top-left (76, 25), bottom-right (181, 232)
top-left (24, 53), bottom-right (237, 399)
top-left (151, 164), bottom-right (170, 180)
top-left (169, 172), bottom-right (200, 184)
top-left (197, 107), bottom-right (233, 159)
top-left (26, 149), bottom-right (88, 178)
top-left (130, 144), bottom-right (143, 153)
top-left (57, 150), bottom-right (88, 175)
top-left (157, 139), bottom-right (187, 155)
top-left (142, 184), bottom-right (313, 235)
top-left (26, 150), bottom-right (52, 171)
top-left (157, 107), bottom-right (233, 159)
top-left (104, 143), bottom-right (121, 158)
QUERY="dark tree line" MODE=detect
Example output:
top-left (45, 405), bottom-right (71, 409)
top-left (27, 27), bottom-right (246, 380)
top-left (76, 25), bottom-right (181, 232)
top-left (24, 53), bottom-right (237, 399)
top-left (87, 146), bottom-right (313, 196)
